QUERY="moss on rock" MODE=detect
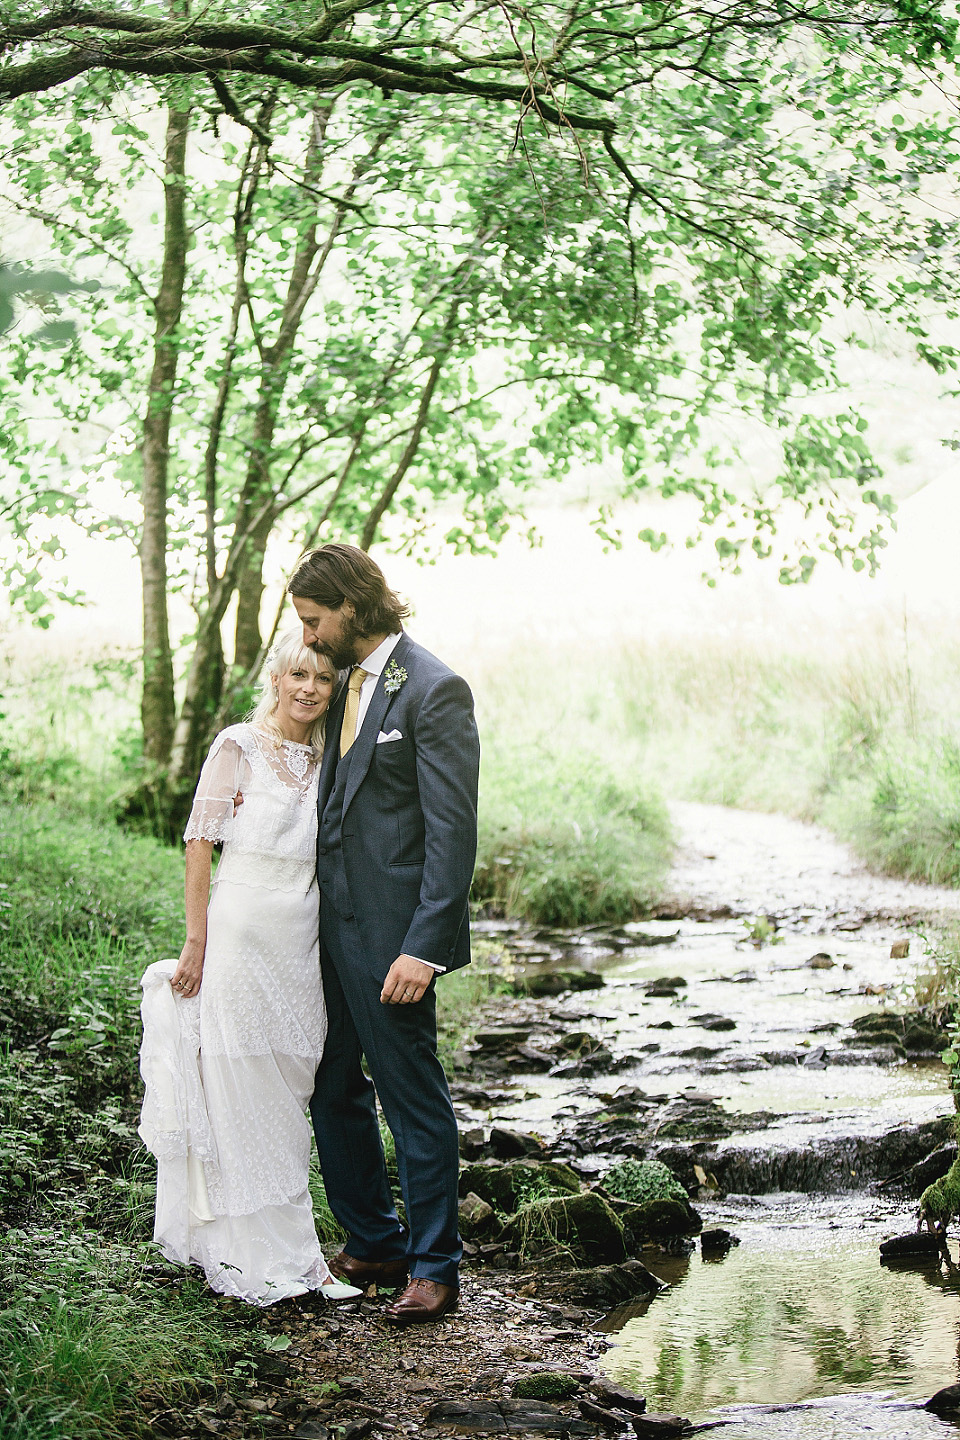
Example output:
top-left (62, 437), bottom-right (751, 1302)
top-left (500, 1191), bottom-right (627, 1265)
top-left (458, 1160), bottom-right (581, 1215)
top-left (919, 1123), bottom-right (960, 1229)
top-left (512, 1373), bottom-right (582, 1400)
top-left (637, 1197), bottom-right (703, 1239)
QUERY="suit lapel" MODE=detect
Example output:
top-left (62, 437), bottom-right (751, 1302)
top-left (342, 633), bottom-right (413, 819)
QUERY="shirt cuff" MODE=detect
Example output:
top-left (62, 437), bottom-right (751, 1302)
top-left (409, 956), bottom-right (446, 974)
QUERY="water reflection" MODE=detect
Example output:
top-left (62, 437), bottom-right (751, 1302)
top-left (601, 1199), bottom-right (960, 1418)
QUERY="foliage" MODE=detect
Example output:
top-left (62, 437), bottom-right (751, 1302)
top-left (435, 952), bottom-right (510, 1070)
top-left (0, 259), bottom-right (97, 346)
top-left (910, 927), bottom-right (960, 1232)
top-left (469, 618), bottom-right (960, 892)
top-left (837, 741), bottom-right (960, 886)
top-left (603, 1159), bottom-right (688, 1208)
top-left (2, 1), bottom-right (959, 815)
top-left (741, 915), bottom-right (785, 948)
top-left (0, 1234), bottom-right (232, 1440)
top-left (473, 745), bottom-right (672, 924)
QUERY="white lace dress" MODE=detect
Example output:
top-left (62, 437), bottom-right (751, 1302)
top-left (139, 723), bottom-right (331, 1306)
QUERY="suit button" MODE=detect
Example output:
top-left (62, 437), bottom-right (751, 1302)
top-left (318, 846), bottom-right (328, 856)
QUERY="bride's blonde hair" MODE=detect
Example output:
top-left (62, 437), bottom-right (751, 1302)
top-left (248, 628), bottom-right (341, 760)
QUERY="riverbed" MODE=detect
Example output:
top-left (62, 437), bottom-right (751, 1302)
top-left (461, 802), bottom-right (960, 1435)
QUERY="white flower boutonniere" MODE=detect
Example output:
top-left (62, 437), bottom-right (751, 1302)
top-left (383, 659), bottom-right (408, 695)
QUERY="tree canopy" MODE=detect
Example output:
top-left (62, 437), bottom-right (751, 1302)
top-left (0, 1), bottom-right (958, 824)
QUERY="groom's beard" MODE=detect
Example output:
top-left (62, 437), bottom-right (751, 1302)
top-left (315, 613), bottom-right (365, 672)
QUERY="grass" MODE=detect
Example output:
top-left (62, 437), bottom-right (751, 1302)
top-left (0, 1235), bottom-right (234, 1440)
top-left (472, 614), bottom-right (960, 893)
top-left (474, 744), bottom-right (672, 924)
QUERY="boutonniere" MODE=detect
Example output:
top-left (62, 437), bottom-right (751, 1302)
top-left (383, 659), bottom-right (408, 695)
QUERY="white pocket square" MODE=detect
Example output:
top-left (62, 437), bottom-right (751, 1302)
top-left (377, 729), bottom-right (403, 744)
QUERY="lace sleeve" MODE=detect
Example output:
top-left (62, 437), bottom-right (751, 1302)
top-left (183, 732), bottom-right (247, 844)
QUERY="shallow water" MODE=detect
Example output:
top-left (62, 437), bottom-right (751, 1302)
top-left (703, 1396), bottom-right (958, 1440)
top-left (478, 923), bottom-right (949, 1148)
top-left (469, 804), bottom-right (960, 1436)
top-left (598, 1195), bottom-right (959, 1420)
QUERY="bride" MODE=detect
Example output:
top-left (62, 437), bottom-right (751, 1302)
top-left (138, 630), bottom-right (361, 1306)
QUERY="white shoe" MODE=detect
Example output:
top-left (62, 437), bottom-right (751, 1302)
top-left (321, 1280), bottom-right (363, 1300)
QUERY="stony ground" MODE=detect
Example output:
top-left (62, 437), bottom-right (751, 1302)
top-left (171, 1270), bottom-right (629, 1440)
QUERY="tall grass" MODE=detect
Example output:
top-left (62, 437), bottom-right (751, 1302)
top-left (0, 790), bottom-right (517, 1438)
top-left (474, 744), bottom-right (671, 923)
top-left (473, 615), bottom-right (960, 891)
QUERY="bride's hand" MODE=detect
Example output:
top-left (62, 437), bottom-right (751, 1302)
top-left (171, 938), bottom-right (204, 999)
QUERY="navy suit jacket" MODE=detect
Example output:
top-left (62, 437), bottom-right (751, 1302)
top-left (317, 633), bottom-right (479, 974)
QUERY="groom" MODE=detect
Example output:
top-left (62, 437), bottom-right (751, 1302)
top-left (289, 544), bottom-right (479, 1325)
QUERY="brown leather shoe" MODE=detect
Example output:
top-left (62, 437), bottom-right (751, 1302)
top-left (383, 1277), bottom-right (459, 1326)
top-left (330, 1252), bottom-right (409, 1288)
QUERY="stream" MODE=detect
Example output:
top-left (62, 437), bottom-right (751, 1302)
top-left (460, 802), bottom-right (960, 1437)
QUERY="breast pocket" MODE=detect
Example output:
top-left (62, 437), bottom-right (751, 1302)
top-left (372, 738), bottom-right (414, 773)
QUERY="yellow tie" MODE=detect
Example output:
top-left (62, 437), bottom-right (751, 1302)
top-left (340, 667), bottom-right (368, 758)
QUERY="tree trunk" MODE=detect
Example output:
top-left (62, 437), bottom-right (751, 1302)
top-left (233, 506), bottom-right (274, 673)
top-left (139, 105), bottom-right (190, 766)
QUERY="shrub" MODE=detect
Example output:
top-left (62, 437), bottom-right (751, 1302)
top-left (473, 745), bottom-right (672, 925)
top-left (603, 1158), bottom-right (687, 1207)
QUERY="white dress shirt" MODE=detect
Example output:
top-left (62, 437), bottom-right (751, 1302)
top-left (354, 630), bottom-right (403, 734)
top-left (350, 632), bottom-right (445, 975)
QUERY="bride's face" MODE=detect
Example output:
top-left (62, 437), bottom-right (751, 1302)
top-left (274, 659), bottom-right (336, 738)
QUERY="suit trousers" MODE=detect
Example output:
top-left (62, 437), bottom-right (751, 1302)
top-left (310, 903), bottom-right (462, 1287)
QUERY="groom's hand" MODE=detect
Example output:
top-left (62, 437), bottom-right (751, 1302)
top-left (381, 955), bottom-right (434, 1005)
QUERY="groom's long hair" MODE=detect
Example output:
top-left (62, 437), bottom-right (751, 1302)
top-left (288, 544), bottom-right (410, 637)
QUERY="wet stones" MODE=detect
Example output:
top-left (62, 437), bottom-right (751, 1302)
top-left (550, 1031), bottom-right (617, 1078)
top-left (691, 1014), bottom-right (736, 1032)
top-left (424, 1399), bottom-right (594, 1434)
top-left (653, 1097), bottom-right (737, 1141)
top-left (700, 1227), bottom-right (740, 1257)
top-left (881, 1142), bottom-right (958, 1198)
top-left (925, 1386), bottom-right (960, 1416)
top-left (511, 972), bottom-right (606, 999)
top-left (590, 1381), bottom-right (647, 1415)
top-left (490, 1127), bottom-right (546, 1160)
top-left (630, 1416), bottom-right (692, 1438)
top-left (879, 1232), bottom-right (944, 1261)
top-left (642, 977), bottom-right (687, 998)
top-left (688, 1115), bottom-right (954, 1195)
top-left (458, 1192), bottom-right (496, 1239)
top-left (633, 1198), bottom-right (702, 1241)
top-left (474, 1026), bottom-right (533, 1051)
top-left (578, 1400), bottom-right (626, 1432)
top-left (846, 1010), bottom-right (947, 1056)
top-left (533, 1259), bottom-right (664, 1308)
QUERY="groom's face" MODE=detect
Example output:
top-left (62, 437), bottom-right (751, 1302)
top-left (292, 595), bottom-right (362, 671)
